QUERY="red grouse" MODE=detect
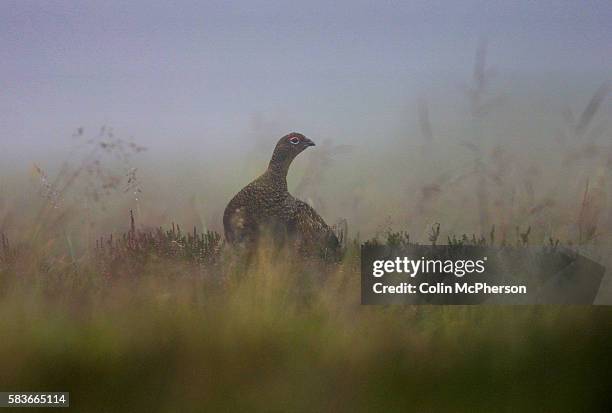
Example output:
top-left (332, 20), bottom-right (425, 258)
top-left (223, 132), bottom-right (339, 258)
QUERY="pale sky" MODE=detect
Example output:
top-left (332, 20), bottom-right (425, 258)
top-left (1, 0), bottom-right (610, 163)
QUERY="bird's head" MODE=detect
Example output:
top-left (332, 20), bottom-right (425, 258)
top-left (268, 132), bottom-right (315, 173)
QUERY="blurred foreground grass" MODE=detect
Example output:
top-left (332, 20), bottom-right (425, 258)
top-left (1, 242), bottom-right (611, 413)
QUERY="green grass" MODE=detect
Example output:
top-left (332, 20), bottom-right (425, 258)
top-left (1, 239), bottom-right (611, 412)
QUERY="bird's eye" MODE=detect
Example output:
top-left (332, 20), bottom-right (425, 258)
top-left (289, 137), bottom-right (300, 145)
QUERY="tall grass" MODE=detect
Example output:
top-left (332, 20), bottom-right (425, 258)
top-left (1, 221), bottom-right (611, 412)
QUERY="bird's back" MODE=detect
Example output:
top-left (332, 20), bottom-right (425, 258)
top-left (223, 173), bottom-right (287, 244)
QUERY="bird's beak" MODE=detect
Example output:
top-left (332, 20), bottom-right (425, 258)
top-left (303, 138), bottom-right (315, 147)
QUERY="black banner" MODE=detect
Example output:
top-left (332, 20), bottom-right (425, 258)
top-left (361, 244), bottom-right (605, 305)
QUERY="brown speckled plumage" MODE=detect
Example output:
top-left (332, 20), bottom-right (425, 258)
top-left (223, 132), bottom-right (339, 257)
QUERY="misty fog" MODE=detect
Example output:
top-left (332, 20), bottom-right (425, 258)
top-left (1, 1), bottom-right (610, 252)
